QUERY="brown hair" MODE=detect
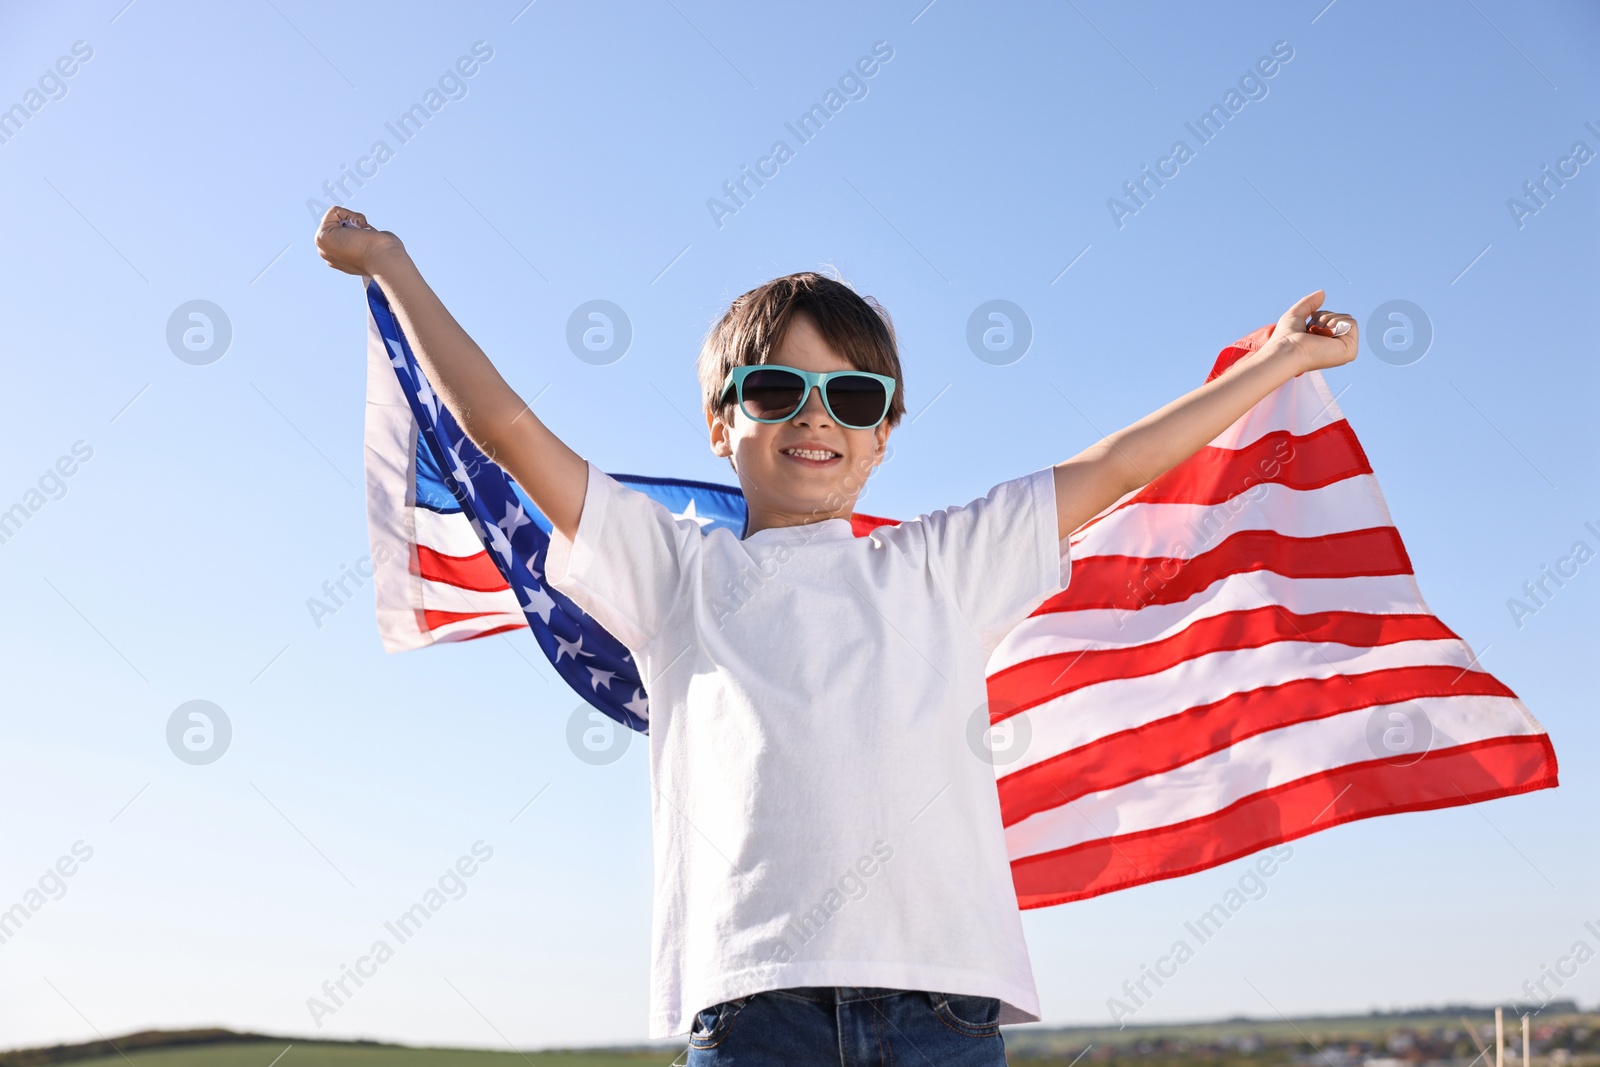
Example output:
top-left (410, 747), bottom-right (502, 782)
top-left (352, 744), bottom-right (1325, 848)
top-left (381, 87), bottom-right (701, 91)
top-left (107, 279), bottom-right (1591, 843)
top-left (696, 271), bottom-right (906, 429)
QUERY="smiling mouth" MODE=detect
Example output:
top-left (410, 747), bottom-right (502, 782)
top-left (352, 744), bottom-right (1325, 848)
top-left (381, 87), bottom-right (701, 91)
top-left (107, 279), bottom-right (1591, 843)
top-left (781, 447), bottom-right (842, 464)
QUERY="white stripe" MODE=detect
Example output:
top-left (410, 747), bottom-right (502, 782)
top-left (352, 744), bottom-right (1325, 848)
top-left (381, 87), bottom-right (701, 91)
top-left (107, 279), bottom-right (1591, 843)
top-left (423, 611), bottom-right (528, 642)
top-left (994, 637), bottom-right (1481, 776)
top-left (414, 504), bottom-right (498, 557)
top-left (1069, 476), bottom-right (1385, 561)
top-left (1003, 694), bottom-right (1541, 861)
top-left (364, 300), bottom-right (428, 652)
top-left (990, 570), bottom-right (1427, 672)
top-left (1207, 369), bottom-right (1345, 450)
top-left (418, 573), bottom-right (520, 612)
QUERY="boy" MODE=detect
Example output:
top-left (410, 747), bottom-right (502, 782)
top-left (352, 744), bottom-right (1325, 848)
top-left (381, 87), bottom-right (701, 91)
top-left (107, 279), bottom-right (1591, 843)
top-left (315, 205), bottom-right (1356, 1064)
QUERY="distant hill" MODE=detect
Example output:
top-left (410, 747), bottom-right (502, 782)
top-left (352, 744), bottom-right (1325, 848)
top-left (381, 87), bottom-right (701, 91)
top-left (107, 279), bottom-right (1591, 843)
top-left (1013, 1001), bottom-right (1587, 1040)
top-left (1003, 1003), bottom-right (1597, 1061)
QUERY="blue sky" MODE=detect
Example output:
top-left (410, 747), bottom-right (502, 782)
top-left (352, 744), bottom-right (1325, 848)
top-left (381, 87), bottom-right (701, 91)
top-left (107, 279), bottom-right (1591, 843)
top-left (1, 0), bottom-right (1596, 1052)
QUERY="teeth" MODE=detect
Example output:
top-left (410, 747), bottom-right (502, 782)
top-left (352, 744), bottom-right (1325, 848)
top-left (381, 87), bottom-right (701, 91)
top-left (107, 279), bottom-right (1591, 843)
top-left (784, 448), bottom-right (838, 461)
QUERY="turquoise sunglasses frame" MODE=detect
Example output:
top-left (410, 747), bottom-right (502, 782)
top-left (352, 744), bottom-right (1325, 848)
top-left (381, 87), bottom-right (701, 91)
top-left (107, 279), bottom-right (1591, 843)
top-left (718, 364), bottom-right (898, 430)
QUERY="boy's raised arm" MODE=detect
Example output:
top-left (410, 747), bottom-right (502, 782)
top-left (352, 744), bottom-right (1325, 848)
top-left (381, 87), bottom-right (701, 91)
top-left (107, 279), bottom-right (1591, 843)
top-left (1051, 291), bottom-right (1359, 542)
top-left (315, 206), bottom-right (588, 541)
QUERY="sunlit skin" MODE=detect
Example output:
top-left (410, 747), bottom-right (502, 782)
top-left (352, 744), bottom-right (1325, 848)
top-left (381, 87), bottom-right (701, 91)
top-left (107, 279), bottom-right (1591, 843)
top-left (707, 312), bottom-right (892, 539)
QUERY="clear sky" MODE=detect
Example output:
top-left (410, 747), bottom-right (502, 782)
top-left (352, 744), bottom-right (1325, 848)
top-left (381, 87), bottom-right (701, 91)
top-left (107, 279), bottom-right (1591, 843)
top-left (2, 0), bottom-right (1596, 1053)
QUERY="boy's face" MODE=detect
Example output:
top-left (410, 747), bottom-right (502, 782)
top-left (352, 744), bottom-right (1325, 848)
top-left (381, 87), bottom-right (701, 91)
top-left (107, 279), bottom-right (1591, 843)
top-left (707, 312), bottom-right (892, 530)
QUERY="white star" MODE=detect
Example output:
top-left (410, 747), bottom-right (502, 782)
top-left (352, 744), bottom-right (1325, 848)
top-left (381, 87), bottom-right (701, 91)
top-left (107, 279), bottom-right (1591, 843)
top-left (485, 517), bottom-right (512, 562)
top-left (385, 337), bottom-right (407, 369)
top-left (624, 688), bottom-right (649, 719)
top-left (521, 583), bottom-right (555, 624)
top-left (497, 501), bottom-right (531, 539)
top-left (554, 632), bottom-right (587, 662)
top-left (525, 555), bottom-right (544, 580)
top-left (673, 498), bottom-right (714, 528)
top-left (415, 370), bottom-right (439, 417)
top-left (586, 666), bottom-right (618, 692)
top-left (446, 446), bottom-right (475, 498)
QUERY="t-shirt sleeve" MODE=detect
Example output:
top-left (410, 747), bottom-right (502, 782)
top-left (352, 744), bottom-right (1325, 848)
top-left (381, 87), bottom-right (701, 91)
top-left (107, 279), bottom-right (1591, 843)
top-left (543, 460), bottom-right (697, 653)
top-left (918, 466), bottom-right (1070, 649)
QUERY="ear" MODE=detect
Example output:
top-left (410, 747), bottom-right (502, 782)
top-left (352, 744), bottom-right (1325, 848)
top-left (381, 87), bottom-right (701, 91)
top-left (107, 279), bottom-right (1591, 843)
top-left (873, 420), bottom-right (891, 459)
top-left (707, 405), bottom-right (733, 458)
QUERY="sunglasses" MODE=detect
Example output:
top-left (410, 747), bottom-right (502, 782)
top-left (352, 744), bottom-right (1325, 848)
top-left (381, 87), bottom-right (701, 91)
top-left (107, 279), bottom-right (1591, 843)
top-left (719, 364), bottom-right (897, 430)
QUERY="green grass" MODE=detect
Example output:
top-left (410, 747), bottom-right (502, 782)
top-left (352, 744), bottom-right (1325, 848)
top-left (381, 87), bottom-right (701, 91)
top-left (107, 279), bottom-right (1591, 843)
top-left (1002, 1009), bottom-right (1600, 1061)
top-left (64, 1044), bottom-right (676, 1067)
top-left (18, 1009), bottom-right (1599, 1067)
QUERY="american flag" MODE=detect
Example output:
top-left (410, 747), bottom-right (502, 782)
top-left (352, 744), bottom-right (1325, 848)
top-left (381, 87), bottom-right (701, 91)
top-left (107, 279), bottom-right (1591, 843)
top-left (360, 280), bottom-right (1558, 908)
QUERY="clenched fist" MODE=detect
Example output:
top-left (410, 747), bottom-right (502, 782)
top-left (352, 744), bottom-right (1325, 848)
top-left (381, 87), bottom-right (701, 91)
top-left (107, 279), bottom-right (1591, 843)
top-left (314, 205), bottom-right (405, 277)
top-left (1266, 290), bottom-right (1358, 374)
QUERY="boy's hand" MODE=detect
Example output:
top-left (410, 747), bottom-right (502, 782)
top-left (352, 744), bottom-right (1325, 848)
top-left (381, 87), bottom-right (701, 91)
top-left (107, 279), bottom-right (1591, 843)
top-left (314, 205), bottom-right (405, 276)
top-left (1263, 290), bottom-right (1358, 374)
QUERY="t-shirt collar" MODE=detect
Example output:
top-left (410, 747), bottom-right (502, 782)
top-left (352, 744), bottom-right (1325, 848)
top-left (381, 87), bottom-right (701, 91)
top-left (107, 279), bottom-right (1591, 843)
top-left (741, 516), bottom-right (856, 543)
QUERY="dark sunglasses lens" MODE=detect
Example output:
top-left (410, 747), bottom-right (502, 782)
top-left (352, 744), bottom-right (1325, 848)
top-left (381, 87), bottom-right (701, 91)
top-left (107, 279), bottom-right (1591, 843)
top-left (741, 368), bottom-right (807, 420)
top-left (824, 375), bottom-right (888, 427)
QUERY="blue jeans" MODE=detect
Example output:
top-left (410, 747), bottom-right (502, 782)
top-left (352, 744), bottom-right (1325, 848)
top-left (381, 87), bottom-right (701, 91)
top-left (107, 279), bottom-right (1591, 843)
top-left (685, 985), bottom-right (1008, 1065)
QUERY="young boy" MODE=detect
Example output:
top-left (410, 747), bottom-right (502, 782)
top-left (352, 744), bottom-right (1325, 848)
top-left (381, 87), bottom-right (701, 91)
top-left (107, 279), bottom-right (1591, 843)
top-left (316, 205), bottom-right (1356, 1064)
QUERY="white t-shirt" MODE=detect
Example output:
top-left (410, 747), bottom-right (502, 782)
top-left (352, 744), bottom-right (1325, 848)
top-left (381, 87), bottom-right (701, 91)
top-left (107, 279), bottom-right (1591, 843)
top-left (546, 459), bottom-right (1070, 1038)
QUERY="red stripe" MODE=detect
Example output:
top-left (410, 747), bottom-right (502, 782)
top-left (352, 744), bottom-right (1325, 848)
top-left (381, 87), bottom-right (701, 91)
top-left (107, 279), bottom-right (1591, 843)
top-left (851, 511), bottom-right (900, 536)
top-left (1071, 419), bottom-right (1370, 543)
top-left (996, 666), bottom-right (1516, 827)
top-left (1136, 422), bottom-right (1370, 507)
top-left (988, 607), bottom-right (1454, 717)
top-left (1010, 733), bottom-right (1559, 909)
top-left (415, 544), bottom-right (511, 592)
top-left (1204, 326), bottom-right (1273, 382)
top-left (422, 608), bottom-right (522, 629)
top-left (426, 618), bottom-right (528, 642)
top-left (1044, 526), bottom-right (1413, 613)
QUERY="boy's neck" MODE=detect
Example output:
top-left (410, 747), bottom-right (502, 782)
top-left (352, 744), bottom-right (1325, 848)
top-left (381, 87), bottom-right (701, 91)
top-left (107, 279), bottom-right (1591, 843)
top-left (741, 507), bottom-right (854, 539)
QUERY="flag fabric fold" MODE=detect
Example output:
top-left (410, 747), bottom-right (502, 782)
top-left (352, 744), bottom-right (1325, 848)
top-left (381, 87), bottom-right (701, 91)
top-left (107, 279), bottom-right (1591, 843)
top-left (360, 280), bottom-right (1558, 908)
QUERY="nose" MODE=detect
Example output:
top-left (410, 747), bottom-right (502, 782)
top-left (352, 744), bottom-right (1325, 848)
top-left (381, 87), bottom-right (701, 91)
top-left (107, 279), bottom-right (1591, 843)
top-left (790, 382), bottom-right (832, 426)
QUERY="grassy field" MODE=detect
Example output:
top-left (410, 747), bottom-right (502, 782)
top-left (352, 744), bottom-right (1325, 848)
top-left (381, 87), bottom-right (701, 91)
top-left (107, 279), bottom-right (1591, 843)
top-left (67, 1054), bottom-right (674, 1067)
top-left (11, 1009), bottom-right (1597, 1067)
top-left (4, 1035), bottom-right (680, 1067)
top-left (1001, 1008), bottom-right (1600, 1063)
